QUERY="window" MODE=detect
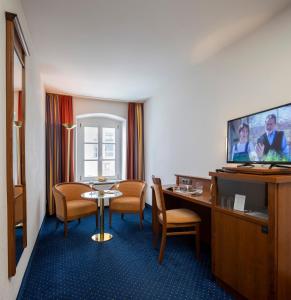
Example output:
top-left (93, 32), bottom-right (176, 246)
top-left (76, 117), bottom-right (122, 181)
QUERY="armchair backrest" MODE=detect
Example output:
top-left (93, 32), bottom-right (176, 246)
top-left (115, 180), bottom-right (146, 198)
top-left (54, 182), bottom-right (91, 201)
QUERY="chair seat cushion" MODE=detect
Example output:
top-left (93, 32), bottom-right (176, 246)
top-left (67, 200), bottom-right (97, 218)
top-left (110, 196), bottom-right (140, 211)
top-left (159, 208), bottom-right (201, 224)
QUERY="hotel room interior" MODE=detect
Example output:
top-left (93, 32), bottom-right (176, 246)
top-left (1, 0), bottom-right (291, 299)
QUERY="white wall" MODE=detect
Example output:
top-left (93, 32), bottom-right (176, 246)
top-left (145, 7), bottom-right (291, 204)
top-left (73, 96), bottom-right (128, 120)
top-left (0, 0), bottom-right (46, 299)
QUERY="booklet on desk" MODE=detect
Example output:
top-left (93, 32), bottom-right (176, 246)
top-left (233, 194), bottom-right (246, 211)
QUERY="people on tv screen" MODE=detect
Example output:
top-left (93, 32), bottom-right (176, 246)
top-left (228, 107), bottom-right (291, 163)
top-left (231, 123), bottom-right (255, 162)
top-left (255, 114), bottom-right (289, 162)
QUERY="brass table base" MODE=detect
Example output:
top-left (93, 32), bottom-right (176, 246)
top-left (91, 233), bottom-right (113, 242)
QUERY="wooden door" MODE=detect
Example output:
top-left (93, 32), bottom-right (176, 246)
top-left (213, 210), bottom-right (272, 299)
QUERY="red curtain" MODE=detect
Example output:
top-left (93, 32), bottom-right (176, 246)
top-left (46, 93), bottom-right (74, 215)
top-left (127, 103), bottom-right (144, 180)
top-left (127, 103), bottom-right (135, 179)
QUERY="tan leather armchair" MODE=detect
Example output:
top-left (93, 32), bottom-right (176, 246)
top-left (109, 180), bottom-right (146, 229)
top-left (14, 185), bottom-right (24, 226)
top-left (53, 182), bottom-right (98, 236)
top-left (152, 176), bottom-right (201, 264)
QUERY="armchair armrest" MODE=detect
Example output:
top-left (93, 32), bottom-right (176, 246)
top-left (52, 187), bottom-right (67, 220)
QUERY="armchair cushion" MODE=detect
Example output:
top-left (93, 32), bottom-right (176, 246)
top-left (110, 196), bottom-right (140, 211)
top-left (67, 200), bottom-right (97, 219)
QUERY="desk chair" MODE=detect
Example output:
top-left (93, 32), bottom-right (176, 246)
top-left (109, 180), bottom-right (146, 229)
top-left (152, 176), bottom-right (201, 263)
top-left (53, 182), bottom-right (98, 237)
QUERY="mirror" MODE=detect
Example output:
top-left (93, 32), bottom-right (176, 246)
top-left (6, 12), bottom-right (29, 277)
top-left (13, 50), bottom-right (24, 265)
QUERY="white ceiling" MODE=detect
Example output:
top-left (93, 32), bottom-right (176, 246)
top-left (21, 0), bottom-right (291, 101)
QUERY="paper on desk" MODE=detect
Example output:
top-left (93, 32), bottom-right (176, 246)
top-left (234, 194), bottom-right (246, 211)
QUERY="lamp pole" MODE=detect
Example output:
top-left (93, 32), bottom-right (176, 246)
top-left (62, 123), bottom-right (76, 182)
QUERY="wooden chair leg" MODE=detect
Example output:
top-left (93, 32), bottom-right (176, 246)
top-left (109, 210), bottom-right (112, 228)
top-left (64, 221), bottom-right (68, 237)
top-left (195, 223), bottom-right (200, 260)
top-left (159, 226), bottom-right (167, 264)
top-left (121, 213), bottom-right (124, 219)
top-left (153, 222), bottom-right (160, 248)
top-left (139, 211), bottom-right (143, 230)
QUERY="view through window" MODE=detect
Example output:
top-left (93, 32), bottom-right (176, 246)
top-left (76, 117), bottom-right (122, 181)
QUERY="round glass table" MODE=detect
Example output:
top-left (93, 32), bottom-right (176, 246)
top-left (81, 190), bottom-right (122, 242)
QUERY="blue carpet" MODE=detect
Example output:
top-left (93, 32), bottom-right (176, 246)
top-left (16, 227), bottom-right (24, 265)
top-left (18, 207), bottom-right (233, 300)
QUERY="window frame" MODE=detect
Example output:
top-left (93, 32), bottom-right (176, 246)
top-left (76, 116), bottom-right (122, 182)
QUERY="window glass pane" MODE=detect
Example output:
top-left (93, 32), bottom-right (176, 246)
top-left (85, 127), bottom-right (98, 143)
top-left (84, 161), bottom-right (98, 177)
top-left (85, 144), bottom-right (98, 160)
top-left (102, 128), bottom-right (115, 143)
top-left (102, 144), bottom-right (115, 159)
top-left (102, 161), bottom-right (115, 176)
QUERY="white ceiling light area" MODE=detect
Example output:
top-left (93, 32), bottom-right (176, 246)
top-left (21, 0), bottom-right (291, 101)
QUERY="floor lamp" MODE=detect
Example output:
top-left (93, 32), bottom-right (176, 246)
top-left (62, 123), bottom-right (76, 182)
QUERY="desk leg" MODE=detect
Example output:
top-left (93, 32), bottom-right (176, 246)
top-left (92, 197), bottom-right (113, 242)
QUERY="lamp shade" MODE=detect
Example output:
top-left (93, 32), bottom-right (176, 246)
top-left (62, 123), bottom-right (76, 130)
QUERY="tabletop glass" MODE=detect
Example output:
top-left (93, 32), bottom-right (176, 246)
top-left (81, 190), bottom-right (122, 199)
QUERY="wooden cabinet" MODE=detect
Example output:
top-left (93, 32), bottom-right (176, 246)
top-left (210, 171), bottom-right (291, 300)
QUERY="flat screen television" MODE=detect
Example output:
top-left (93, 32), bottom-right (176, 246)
top-left (227, 103), bottom-right (291, 165)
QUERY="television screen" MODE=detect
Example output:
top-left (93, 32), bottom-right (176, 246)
top-left (227, 103), bottom-right (291, 164)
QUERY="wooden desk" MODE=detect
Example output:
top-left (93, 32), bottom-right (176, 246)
top-left (152, 175), bottom-right (212, 244)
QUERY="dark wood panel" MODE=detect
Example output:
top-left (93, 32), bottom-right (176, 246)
top-left (277, 183), bottom-right (291, 299)
top-left (213, 210), bottom-right (271, 299)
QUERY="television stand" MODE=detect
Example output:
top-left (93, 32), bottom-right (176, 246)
top-left (222, 166), bottom-right (291, 175)
top-left (209, 170), bottom-right (291, 299)
top-left (269, 164), bottom-right (291, 169)
top-left (237, 163), bottom-right (255, 168)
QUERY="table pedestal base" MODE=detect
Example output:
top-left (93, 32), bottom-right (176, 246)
top-left (91, 233), bottom-right (113, 242)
